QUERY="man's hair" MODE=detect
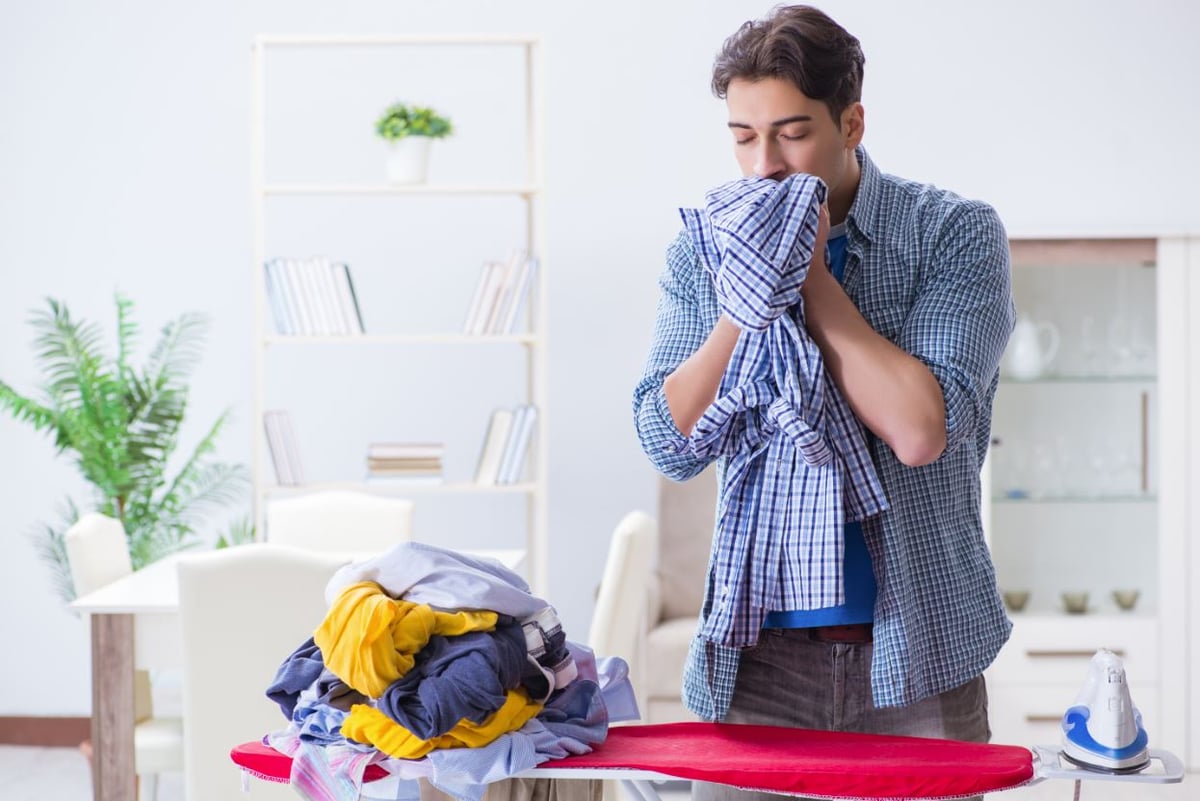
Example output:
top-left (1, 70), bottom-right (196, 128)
top-left (711, 5), bottom-right (865, 126)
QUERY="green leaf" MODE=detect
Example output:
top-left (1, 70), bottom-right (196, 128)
top-left (1, 296), bottom-right (247, 596)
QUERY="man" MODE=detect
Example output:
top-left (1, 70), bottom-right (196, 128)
top-left (632, 7), bottom-right (1015, 800)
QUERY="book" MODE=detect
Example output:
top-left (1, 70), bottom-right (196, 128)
top-left (501, 404), bottom-right (538, 484)
top-left (263, 412), bottom-right (292, 484)
top-left (300, 257), bottom-right (334, 335)
top-left (486, 249), bottom-right (527, 334)
top-left (277, 410), bottom-right (306, 485)
top-left (367, 442), bottom-right (446, 460)
top-left (474, 408), bottom-right (515, 485)
top-left (500, 255), bottom-right (538, 334)
top-left (495, 404), bottom-right (530, 485)
top-left (367, 459), bottom-right (443, 472)
top-left (282, 259), bottom-right (316, 335)
top-left (263, 410), bottom-right (305, 485)
top-left (464, 261), bottom-right (505, 335)
top-left (331, 262), bottom-right (366, 334)
top-left (311, 257), bottom-right (346, 336)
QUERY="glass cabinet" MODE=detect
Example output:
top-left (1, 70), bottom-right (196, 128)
top-left (988, 238), bottom-right (1158, 617)
top-left (982, 237), bottom-right (1190, 757)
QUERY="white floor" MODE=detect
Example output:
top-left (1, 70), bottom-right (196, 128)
top-left (0, 746), bottom-right (1185, 801)
top-left (0, 745), bottom-right (183, 801)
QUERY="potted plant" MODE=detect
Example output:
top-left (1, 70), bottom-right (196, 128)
top-left (375, 101), bottom-right (453, 184)
top-left (0, 294), bottom-right (248, 601)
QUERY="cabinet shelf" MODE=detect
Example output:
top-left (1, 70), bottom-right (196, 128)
top-left (1005, 610), bottom-right (1155, 621)
top-left (999, 374), bottom-right (1156, 385)
top-left (264, 481), bottom-right (537, 497)
top-left (993, 493), bottom-right (1157, 504)
top-left (264, 334), bottom-right (539, 347)
top-left (261, 183), bottom-right (539, 198)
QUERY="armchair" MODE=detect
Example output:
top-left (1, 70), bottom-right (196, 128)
top-left (639, 465), bottom-right (717, 723)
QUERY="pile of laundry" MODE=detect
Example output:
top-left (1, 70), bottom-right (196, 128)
top-left (261, 542), bottom-right (637, 801)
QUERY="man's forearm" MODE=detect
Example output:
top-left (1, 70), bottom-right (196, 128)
top-left (663, 315), bottom-right (741, 437)
top-left (803, 269), bottom-right (947, 466)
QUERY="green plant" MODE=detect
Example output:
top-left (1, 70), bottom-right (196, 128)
top-left (375, 102), bottom-right (453, 140)
top-left (0, 295), bottom-right (248, 602)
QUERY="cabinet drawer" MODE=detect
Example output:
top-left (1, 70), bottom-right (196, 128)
top-left (987, 682), bottom-right (1160, 750)
top-left (989, 616), bottom-right (1158, 684)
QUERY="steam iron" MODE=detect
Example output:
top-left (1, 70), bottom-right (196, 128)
top-left (1060, 648), bottom-right (1150, 773)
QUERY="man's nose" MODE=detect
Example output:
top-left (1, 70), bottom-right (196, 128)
top-left (753, 141), bottom-right (786, 180)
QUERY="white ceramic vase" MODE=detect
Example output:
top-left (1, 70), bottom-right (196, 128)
top-left (1003, 316), bottom-right (1060, 380)
top-left (384, 137), bottom-right (433, 184)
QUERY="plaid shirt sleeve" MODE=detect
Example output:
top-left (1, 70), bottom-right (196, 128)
top-left (899, 202), bottom-right (1016, 457)
top-left (632, 232), bottom-right (720, 481)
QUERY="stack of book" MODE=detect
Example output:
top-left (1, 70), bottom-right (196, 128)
top-left (263, 410), bottom-right (306, 486)
top-left (367, 442), bottom-right (445, 484)
top-left (264, 256), bottom-right (366, 336)
top-left (462, 250), bottom-right (539, 335)
top-left (474, 404), bottom-right (538, 485)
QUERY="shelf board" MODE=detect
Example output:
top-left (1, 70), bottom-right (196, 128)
top-left (261, 183), bottom-right (539, 197)
top-left (255, 34), bottom-right (540, 48)
top-left (1005, 610), bottom-right (1156, 621)
top-left (1000, 374), bottom-right (1156, 385)
top-left (264, 333), bottom-right (538, 346)
top-left (263, 481), bottom-right (537, 497)
top-left (993, 493), bottom-right (1157, 504)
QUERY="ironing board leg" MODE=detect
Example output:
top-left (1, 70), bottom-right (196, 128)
top-left (619, 779), bottom-right (664, 801)
top-left (1073, 778), bottom-right (1081, 800)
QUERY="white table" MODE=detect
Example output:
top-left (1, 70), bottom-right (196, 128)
top-left (71, 546), bottom-right (525, 801)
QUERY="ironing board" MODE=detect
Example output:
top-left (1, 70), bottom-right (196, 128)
top-left (230, 721), bottom-right (1184, 800)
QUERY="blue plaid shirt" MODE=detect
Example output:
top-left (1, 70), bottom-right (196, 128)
top-left (633, 147), bottom-right (1015, 717)
top-left (678, 172), bottom-right (888, 649)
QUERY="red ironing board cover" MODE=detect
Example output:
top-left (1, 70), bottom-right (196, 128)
top-left (542, 722), bottom-right (1035, 798)
top-left (231, 740), bottom-right (393, 783)
top-left (231, 722), bottom-right (1035, 799)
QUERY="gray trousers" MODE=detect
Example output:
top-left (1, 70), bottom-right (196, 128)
top-left (691, 627), bottom-right (991, 801)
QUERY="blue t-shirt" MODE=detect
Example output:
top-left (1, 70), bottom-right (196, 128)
top-left (763, 223), bottom-right (876, 628)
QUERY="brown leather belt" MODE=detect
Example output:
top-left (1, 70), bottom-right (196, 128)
top-left (807, 623), bottom-right (873, 643)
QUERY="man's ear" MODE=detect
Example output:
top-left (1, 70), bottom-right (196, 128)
top-left (842, 103), bottom-right (865, 149)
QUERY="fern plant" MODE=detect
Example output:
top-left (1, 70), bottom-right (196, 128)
top-left (0, 295), bottom-right (248, 602)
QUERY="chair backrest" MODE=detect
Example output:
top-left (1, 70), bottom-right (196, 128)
top-left (265, 490), bottom-right (414, 553)
top-left (589, 510), bottom-right (658, 716)
top-left (655, 466), bottom-right (717, 621)
top-left (177, 543), bottom-right (349, 801)
top-left (64, 512), bottom-right (133, 597)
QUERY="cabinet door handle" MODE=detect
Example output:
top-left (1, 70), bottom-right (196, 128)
top-left (1025, 715), bottom-right (1063, 723)
top-left (1025, 649), bottom-right (1125, 658)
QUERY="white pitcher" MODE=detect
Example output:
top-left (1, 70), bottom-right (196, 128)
top-left (1003, 317), bottom-right (1060, 380)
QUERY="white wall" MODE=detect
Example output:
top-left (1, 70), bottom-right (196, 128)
top-left (1, 0), bottom-right (1197, 716)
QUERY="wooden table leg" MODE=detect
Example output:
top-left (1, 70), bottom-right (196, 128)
top-left (91, 612), bottom-right (136, 801)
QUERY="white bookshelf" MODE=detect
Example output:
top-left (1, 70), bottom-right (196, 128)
top-left (250, 34), bottom-right (549, 592)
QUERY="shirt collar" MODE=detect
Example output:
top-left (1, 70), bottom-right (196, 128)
top-left (845, 145), bottom-right (881, 244)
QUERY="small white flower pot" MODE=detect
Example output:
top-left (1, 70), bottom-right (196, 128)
top-left (384, 137), bottom-right (433, 184)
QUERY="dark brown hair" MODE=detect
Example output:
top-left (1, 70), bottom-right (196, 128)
top-left (712, 5), bottom-right (865, 126)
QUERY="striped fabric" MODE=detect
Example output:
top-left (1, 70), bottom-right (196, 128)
top-left (633, 147), bottom-right (1016, 719)
top-left (678, 173), bottom-right (888, 648)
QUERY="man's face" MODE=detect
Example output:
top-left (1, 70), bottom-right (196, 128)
top-left (725, 76), bottom-right (863, 193)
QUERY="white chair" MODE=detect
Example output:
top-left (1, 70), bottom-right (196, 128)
top-left (588, 510), bottom-right (659, 721)
top-left (177, 543), bottom-right (350, 801)
top-left (265, 490), bottom-right (415, 554)
top-left (65, 513), bottom-right (184, 801)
